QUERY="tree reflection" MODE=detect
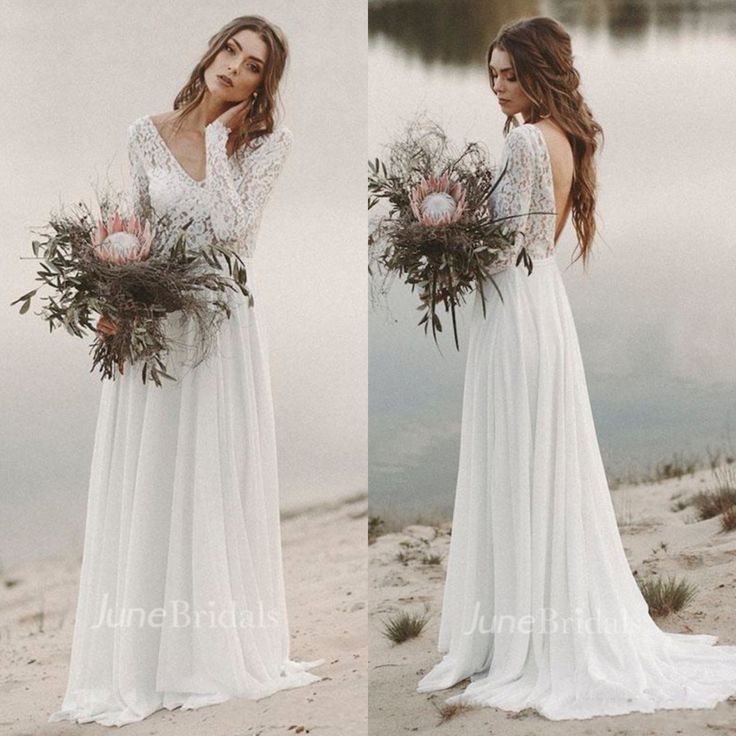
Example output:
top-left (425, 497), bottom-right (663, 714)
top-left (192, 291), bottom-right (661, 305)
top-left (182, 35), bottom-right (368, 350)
top-left (369, 0), bottom-right (736, 66)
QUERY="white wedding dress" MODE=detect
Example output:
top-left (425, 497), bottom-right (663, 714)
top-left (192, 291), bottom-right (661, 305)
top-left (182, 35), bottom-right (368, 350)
top-left (49, 116), bottom-right (323, 727)
top-left (416, 123), bottom-right (736, 719)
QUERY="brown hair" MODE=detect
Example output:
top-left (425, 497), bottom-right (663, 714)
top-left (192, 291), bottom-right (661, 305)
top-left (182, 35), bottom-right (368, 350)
top-left (487, 16), bottom-right (603, 266)
top-left (171, 15), bottom-right (288, 152)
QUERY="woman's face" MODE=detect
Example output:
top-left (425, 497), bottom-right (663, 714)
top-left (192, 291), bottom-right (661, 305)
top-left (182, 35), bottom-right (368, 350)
top-left (205, 29), bottom-right (269, 103)
top-left (489, 47), bottom-right (532, 121)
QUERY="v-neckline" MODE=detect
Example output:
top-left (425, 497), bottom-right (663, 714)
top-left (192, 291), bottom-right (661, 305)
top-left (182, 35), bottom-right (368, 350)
top-left (524, 123), bottom-right (571, 246)
top-left (144, 115), bottom-right (208, 186)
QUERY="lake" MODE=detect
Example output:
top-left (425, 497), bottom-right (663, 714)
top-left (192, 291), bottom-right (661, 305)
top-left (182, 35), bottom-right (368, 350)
top-left (369, 0), bottom-right (736, 524)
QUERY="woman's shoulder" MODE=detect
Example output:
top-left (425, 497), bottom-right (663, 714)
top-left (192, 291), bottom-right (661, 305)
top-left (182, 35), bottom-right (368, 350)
top-left (127, 113), bottom-right (155, 142)
top-left (128, 113), bottom-right (153, 130)
top-left (128, 112), bottom-right (177, 139)
top-left (502, 123), bottom-right (543, 164)
top-left (504, 123), bottom-right (539, 147)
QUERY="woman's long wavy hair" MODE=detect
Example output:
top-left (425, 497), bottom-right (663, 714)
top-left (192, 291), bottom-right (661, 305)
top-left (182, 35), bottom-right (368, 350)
top-left (170, 15), bottom-right (288, 153)
top-left (487, 16), bottom-right (603, 266)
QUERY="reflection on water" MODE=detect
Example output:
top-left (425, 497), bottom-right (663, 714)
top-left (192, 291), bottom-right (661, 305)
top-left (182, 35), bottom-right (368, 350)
top-left (369, 0), bottom-right (736, 524)
top-left (370, 0), bottom-right (736, 67)
top-left (369, 0), bottom-right (535, 66)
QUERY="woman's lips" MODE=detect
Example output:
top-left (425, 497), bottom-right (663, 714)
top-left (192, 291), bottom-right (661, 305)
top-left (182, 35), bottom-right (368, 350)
top-left (217, 75), bottom-right (233, 87)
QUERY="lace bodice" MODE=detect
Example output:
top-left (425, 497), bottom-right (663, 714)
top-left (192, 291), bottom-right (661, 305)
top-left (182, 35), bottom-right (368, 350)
top-left (127, 115), bottom-right (293, 258)
top-left (487, 123), bottom-right (557, 274)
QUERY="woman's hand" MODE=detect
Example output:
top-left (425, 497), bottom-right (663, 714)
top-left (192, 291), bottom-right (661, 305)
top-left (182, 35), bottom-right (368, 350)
top-left (213, 96), bottom-right (253, 132)
top-left (96, 315), bottom-right (118, 338)
top-left (95, 316), bottom-right (125, 374)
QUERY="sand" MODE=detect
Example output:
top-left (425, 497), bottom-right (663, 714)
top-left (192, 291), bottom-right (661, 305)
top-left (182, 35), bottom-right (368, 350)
top-left (7, 463), bottom-right (736, 735)
top-left (369, 465), bottom-right (736, 735)
top-left (0, 493), bottom-right (367, 736)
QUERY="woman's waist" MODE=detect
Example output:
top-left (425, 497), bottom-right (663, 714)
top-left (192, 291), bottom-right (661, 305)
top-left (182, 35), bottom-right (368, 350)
top-left (484, 251), bottom-right (557, 277)
top-left (528, 252), bottom-right (557, 265)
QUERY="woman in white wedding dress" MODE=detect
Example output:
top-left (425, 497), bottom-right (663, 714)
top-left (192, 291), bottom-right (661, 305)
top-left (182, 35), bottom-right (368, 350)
top-left (49, 15), bottom-right (322, 727)
top-left (416, 16), bottom-right (736, 720)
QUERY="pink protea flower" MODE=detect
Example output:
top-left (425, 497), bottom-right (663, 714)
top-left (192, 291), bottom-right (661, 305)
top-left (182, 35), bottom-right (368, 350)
top-left (409, 174), bottom-right (467, 226)
top-left (91, 210), bottom-right (153, 264)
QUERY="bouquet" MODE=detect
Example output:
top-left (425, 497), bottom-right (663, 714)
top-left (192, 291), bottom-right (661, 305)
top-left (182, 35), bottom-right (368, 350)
top-left (11, 188), bottom-right (251, 386)
top-left (369, 119), bottom-right (538, 350)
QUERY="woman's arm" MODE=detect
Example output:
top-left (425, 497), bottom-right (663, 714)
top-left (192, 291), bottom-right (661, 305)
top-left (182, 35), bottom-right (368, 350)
top-left (204, 121), bottom-right (293, 255)
top-left (493, 126), bottom-right (537, 247)
top-left (127, 123), bottom-right (152, 226)
top-left (488, 125), bottom-right (536, 273)
top-left (98, 124), bottom-right (153, 338)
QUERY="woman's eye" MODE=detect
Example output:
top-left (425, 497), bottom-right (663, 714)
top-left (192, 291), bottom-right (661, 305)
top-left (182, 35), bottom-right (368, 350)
top-left (507, 76), bottom-right (517, 82)
top-left (225, 44), bottom-right (234, 53)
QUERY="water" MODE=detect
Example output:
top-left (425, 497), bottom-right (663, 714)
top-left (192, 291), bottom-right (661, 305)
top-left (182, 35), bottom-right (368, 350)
top-left (369, 0), bottom-right (736, 524)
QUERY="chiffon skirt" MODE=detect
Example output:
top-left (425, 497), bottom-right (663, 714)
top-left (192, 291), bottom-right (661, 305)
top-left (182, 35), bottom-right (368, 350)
top-left (49, 260), bottom-right (323, 727)
top-left (416, 254), bottom-right (736, 719)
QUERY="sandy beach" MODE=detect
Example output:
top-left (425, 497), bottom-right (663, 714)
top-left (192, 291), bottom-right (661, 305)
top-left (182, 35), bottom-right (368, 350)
top-left (369, 465), bottom-right (736, 735)
top-left (0, 493), bottom-right (367, 736)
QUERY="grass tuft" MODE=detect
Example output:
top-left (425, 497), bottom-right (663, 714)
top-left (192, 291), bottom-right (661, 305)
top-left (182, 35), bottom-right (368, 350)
top-left (396, 550), bottom-right (412, 565)
top-left (670, 496), bottom-right (692, 512)
top-left (691, 488), bottom-right (736, 521)
top-left (637, 574), bottom-right (697, 617)
top-left (380, 607), bottom-right (430, 644)
top-left (433, 701), bottom-right (473, 724)
top-left (368, 516), bottom-right (386, 544)
top-left (720, 504), bottom-right (736, 533)
top-left (654, 452), bottom-right (698, 481)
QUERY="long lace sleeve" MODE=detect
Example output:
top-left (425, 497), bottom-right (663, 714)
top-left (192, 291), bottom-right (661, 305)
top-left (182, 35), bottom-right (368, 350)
top-left (487, 125), bottom-right (537, 274)
top-left (127, 124), bottom-right (152, 225)
top-left (204, 120), bottom-right (293, 256)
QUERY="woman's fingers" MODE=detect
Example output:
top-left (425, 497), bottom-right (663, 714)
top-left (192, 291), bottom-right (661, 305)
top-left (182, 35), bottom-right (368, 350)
top-left (94, 317), bottom-right (124, 373)
top-left (96, 316), bottom-right (118, 337)
top-left (216, 97), bottom-right (253, 130)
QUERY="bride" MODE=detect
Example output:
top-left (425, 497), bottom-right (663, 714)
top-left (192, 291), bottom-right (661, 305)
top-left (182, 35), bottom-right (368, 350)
top-left (416, 15), bottom-right (736, 720)
top-left (49, 15), bottom-right (322, 727)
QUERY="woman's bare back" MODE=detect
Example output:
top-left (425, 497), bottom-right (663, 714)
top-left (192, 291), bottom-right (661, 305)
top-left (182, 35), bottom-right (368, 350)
top-left (532, 120), bottom-right (574, 244)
